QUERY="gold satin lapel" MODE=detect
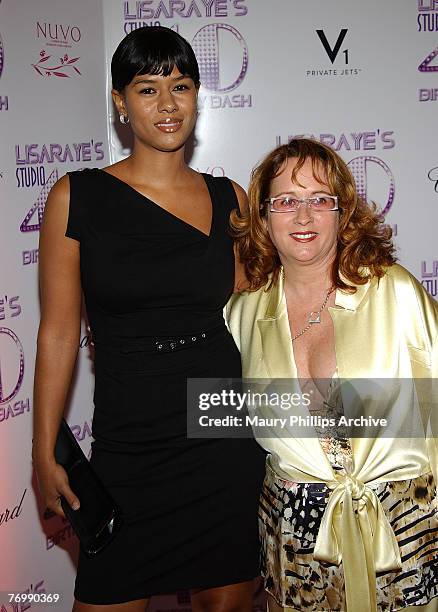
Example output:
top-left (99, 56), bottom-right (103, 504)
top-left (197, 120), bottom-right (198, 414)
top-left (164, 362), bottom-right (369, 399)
top-left (257, 274), bottom-right (297, 379)
top-left (257, 315), bottom-right (297, 378)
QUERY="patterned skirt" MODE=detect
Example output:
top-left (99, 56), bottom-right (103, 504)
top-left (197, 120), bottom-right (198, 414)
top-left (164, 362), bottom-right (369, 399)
top-left (259, 462), bottom-right (438, 611)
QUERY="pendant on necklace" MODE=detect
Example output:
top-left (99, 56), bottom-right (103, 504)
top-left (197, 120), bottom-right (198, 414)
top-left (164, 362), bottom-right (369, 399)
top-left (308, 311), bottom-right (321, 324)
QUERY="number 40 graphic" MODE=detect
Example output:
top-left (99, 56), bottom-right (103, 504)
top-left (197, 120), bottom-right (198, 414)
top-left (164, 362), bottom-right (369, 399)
top-left (20, 168), bottom-right (58, 232)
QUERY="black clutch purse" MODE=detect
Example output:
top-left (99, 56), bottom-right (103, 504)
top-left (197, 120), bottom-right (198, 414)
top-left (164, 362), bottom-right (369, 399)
top-left (54, 418), bottom-right (123, 556)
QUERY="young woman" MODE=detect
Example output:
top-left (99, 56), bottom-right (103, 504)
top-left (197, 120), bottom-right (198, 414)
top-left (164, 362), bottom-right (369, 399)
top-left (33, 26), bottom-right (265, 611)
top-left (226, 138), bottom-right (438, 611)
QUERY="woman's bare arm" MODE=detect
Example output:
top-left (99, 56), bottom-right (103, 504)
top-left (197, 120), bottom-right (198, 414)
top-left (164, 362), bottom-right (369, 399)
top-left (32, 174), bottom-right (82, 516)
top-left (230, 180), bottom-right (250, 293)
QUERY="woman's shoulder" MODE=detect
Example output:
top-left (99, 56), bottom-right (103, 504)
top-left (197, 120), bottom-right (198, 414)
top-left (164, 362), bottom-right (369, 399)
top-left (226, 282), bottom-right (273, 323)
top-left (65, 167), bottom-right (107, 200)
top-left (225, 286), bottom-right (268, 350)
top-left (384, 263), bottom-right (435, 303)
top-left (384, 263), bottom-right (419, 284)
top-left (66, 167), bottom-right (101, 190)
top-left (384, 263), bottom-right (438, 341)
top-left (204, 174), bottom-right (248, 211)
top-left (67, 167), bottom-right (100, 179)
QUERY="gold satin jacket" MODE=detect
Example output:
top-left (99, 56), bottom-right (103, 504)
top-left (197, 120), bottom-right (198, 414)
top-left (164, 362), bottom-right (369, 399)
top-left (226, 264), bottom-right (438, 612)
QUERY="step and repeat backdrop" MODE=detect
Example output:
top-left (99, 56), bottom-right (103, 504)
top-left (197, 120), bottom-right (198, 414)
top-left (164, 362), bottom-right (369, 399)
top-left (0, 0), bottom-right (437, 610)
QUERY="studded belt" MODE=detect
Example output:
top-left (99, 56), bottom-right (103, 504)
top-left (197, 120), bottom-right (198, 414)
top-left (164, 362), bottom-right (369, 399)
top-left (93, 325), bottom-right (227, 355)
top-left (155, 331), bottom-right (208, 352)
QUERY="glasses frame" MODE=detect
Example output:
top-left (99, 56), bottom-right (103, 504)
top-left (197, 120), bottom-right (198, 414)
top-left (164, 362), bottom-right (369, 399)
top-left (266, 194), bottom-right (339, 213)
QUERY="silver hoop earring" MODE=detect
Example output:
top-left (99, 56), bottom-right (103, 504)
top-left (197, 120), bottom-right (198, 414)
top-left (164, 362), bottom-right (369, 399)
top-left (119, 114), bottom-right (129, 124)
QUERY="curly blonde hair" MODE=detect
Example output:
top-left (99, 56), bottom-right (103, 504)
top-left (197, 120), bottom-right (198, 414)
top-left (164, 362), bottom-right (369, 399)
top-left (231, 138), bottom-right (396, 292)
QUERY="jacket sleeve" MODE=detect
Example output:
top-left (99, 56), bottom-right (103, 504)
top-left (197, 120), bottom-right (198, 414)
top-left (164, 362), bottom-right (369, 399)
top-left (394, 267), bottom-right (438, 489)
top-left (427, 332), bottom-right (438, 488)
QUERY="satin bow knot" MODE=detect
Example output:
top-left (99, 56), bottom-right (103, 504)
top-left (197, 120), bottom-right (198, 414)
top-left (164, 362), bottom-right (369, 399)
top-left (313, 473), bottom-right (402, 612)
top-left (343, 473), bottom-right (366, 500)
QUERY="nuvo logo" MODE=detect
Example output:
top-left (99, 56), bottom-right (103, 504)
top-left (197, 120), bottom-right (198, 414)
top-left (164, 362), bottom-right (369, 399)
top-left (316, 28), bottom-right (349, 64)
top-left (36, 21), bottom-right (81, 45)
top-left (32, 21), bottom-right (82, 77)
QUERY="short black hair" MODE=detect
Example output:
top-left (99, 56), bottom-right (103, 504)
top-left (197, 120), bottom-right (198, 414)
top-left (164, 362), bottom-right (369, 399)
top-left (111, 26), bottom-right (200, 91)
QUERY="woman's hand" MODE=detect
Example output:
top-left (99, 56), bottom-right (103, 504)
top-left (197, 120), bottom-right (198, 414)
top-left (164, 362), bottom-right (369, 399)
top-left (33, 452), bottom-right (80, 518)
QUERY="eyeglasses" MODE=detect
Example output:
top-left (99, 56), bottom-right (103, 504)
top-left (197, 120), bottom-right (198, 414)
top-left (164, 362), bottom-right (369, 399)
top-left (266, 194), bottom-right (339, 213)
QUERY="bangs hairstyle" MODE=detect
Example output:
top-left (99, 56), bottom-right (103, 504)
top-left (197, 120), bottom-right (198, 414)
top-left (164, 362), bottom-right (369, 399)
top-left (231, 138), bottom-right (396, 292)
top-left (111, 26), bottom-right (200, 91)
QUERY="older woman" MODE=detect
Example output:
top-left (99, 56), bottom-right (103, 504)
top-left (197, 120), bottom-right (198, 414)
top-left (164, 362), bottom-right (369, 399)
top-left (226, 138), bottom-right (438, 612)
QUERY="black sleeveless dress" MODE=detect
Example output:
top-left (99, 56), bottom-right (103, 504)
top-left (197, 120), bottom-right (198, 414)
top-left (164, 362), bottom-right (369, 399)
top-left (65, 169), bottom-right (265, 605)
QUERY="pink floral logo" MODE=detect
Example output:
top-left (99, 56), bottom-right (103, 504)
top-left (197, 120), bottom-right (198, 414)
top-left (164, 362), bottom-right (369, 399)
top-left (31, 50), bottom-right (81, 77)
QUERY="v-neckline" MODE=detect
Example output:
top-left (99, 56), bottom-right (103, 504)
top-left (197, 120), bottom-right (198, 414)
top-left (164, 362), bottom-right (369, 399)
top-left (96, 169), bottom-right (214, 239)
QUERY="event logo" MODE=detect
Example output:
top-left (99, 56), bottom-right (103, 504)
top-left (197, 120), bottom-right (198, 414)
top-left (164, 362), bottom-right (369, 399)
top-left (193, 24), bottom-right (248, 92)
top-left (347, 156), bottom-right (395, 215)
top-left (15, 141), bottom-right (105, 237)
top-left (0, 295), bottom-right (21, 320)
top-left (316, 29), bottom-right (348, 64)
top-left (33, 22), bottom-right (82, 77)
top-left (19, 168), bottom-right (58, 233)
top-left (428, 166), bottom-right (438, 192)
top-left (418, 46), bottom-right (438, 101)
top-left (0, 489), bottom-right (26, 528)
top-left (0, 327), bottom-right (24, 405)
top-left (417, 0), bottom-right (438, 31)
top-left (421, 260), bottom-right (438, 296)
top-left (193, 24), bottom-right (251, 109)
top-left (419, 87), bottom-right (438, 101)
top-left (418, 45), bottom-right (438, 72)
top-left (307, 28), bottom-right (361, 77)
top-left (23, 249), bottom-right (39, 265)
top-left (123, 1), bottom-right (248, 32)
top-left (275, 130), bottom-right (395, 152)
top-left (36, 22), bottom-right (81, 46)
top-left (46, 522), bottom-right (76, 549)
top-left (70, 420), bottom-right (92, 442)
top-left (274, 132), bottom-right (396, 229)
top-left (16, 142), bottom-right (105, 166)
top-left (31, 49), bottom-right (81, 78)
